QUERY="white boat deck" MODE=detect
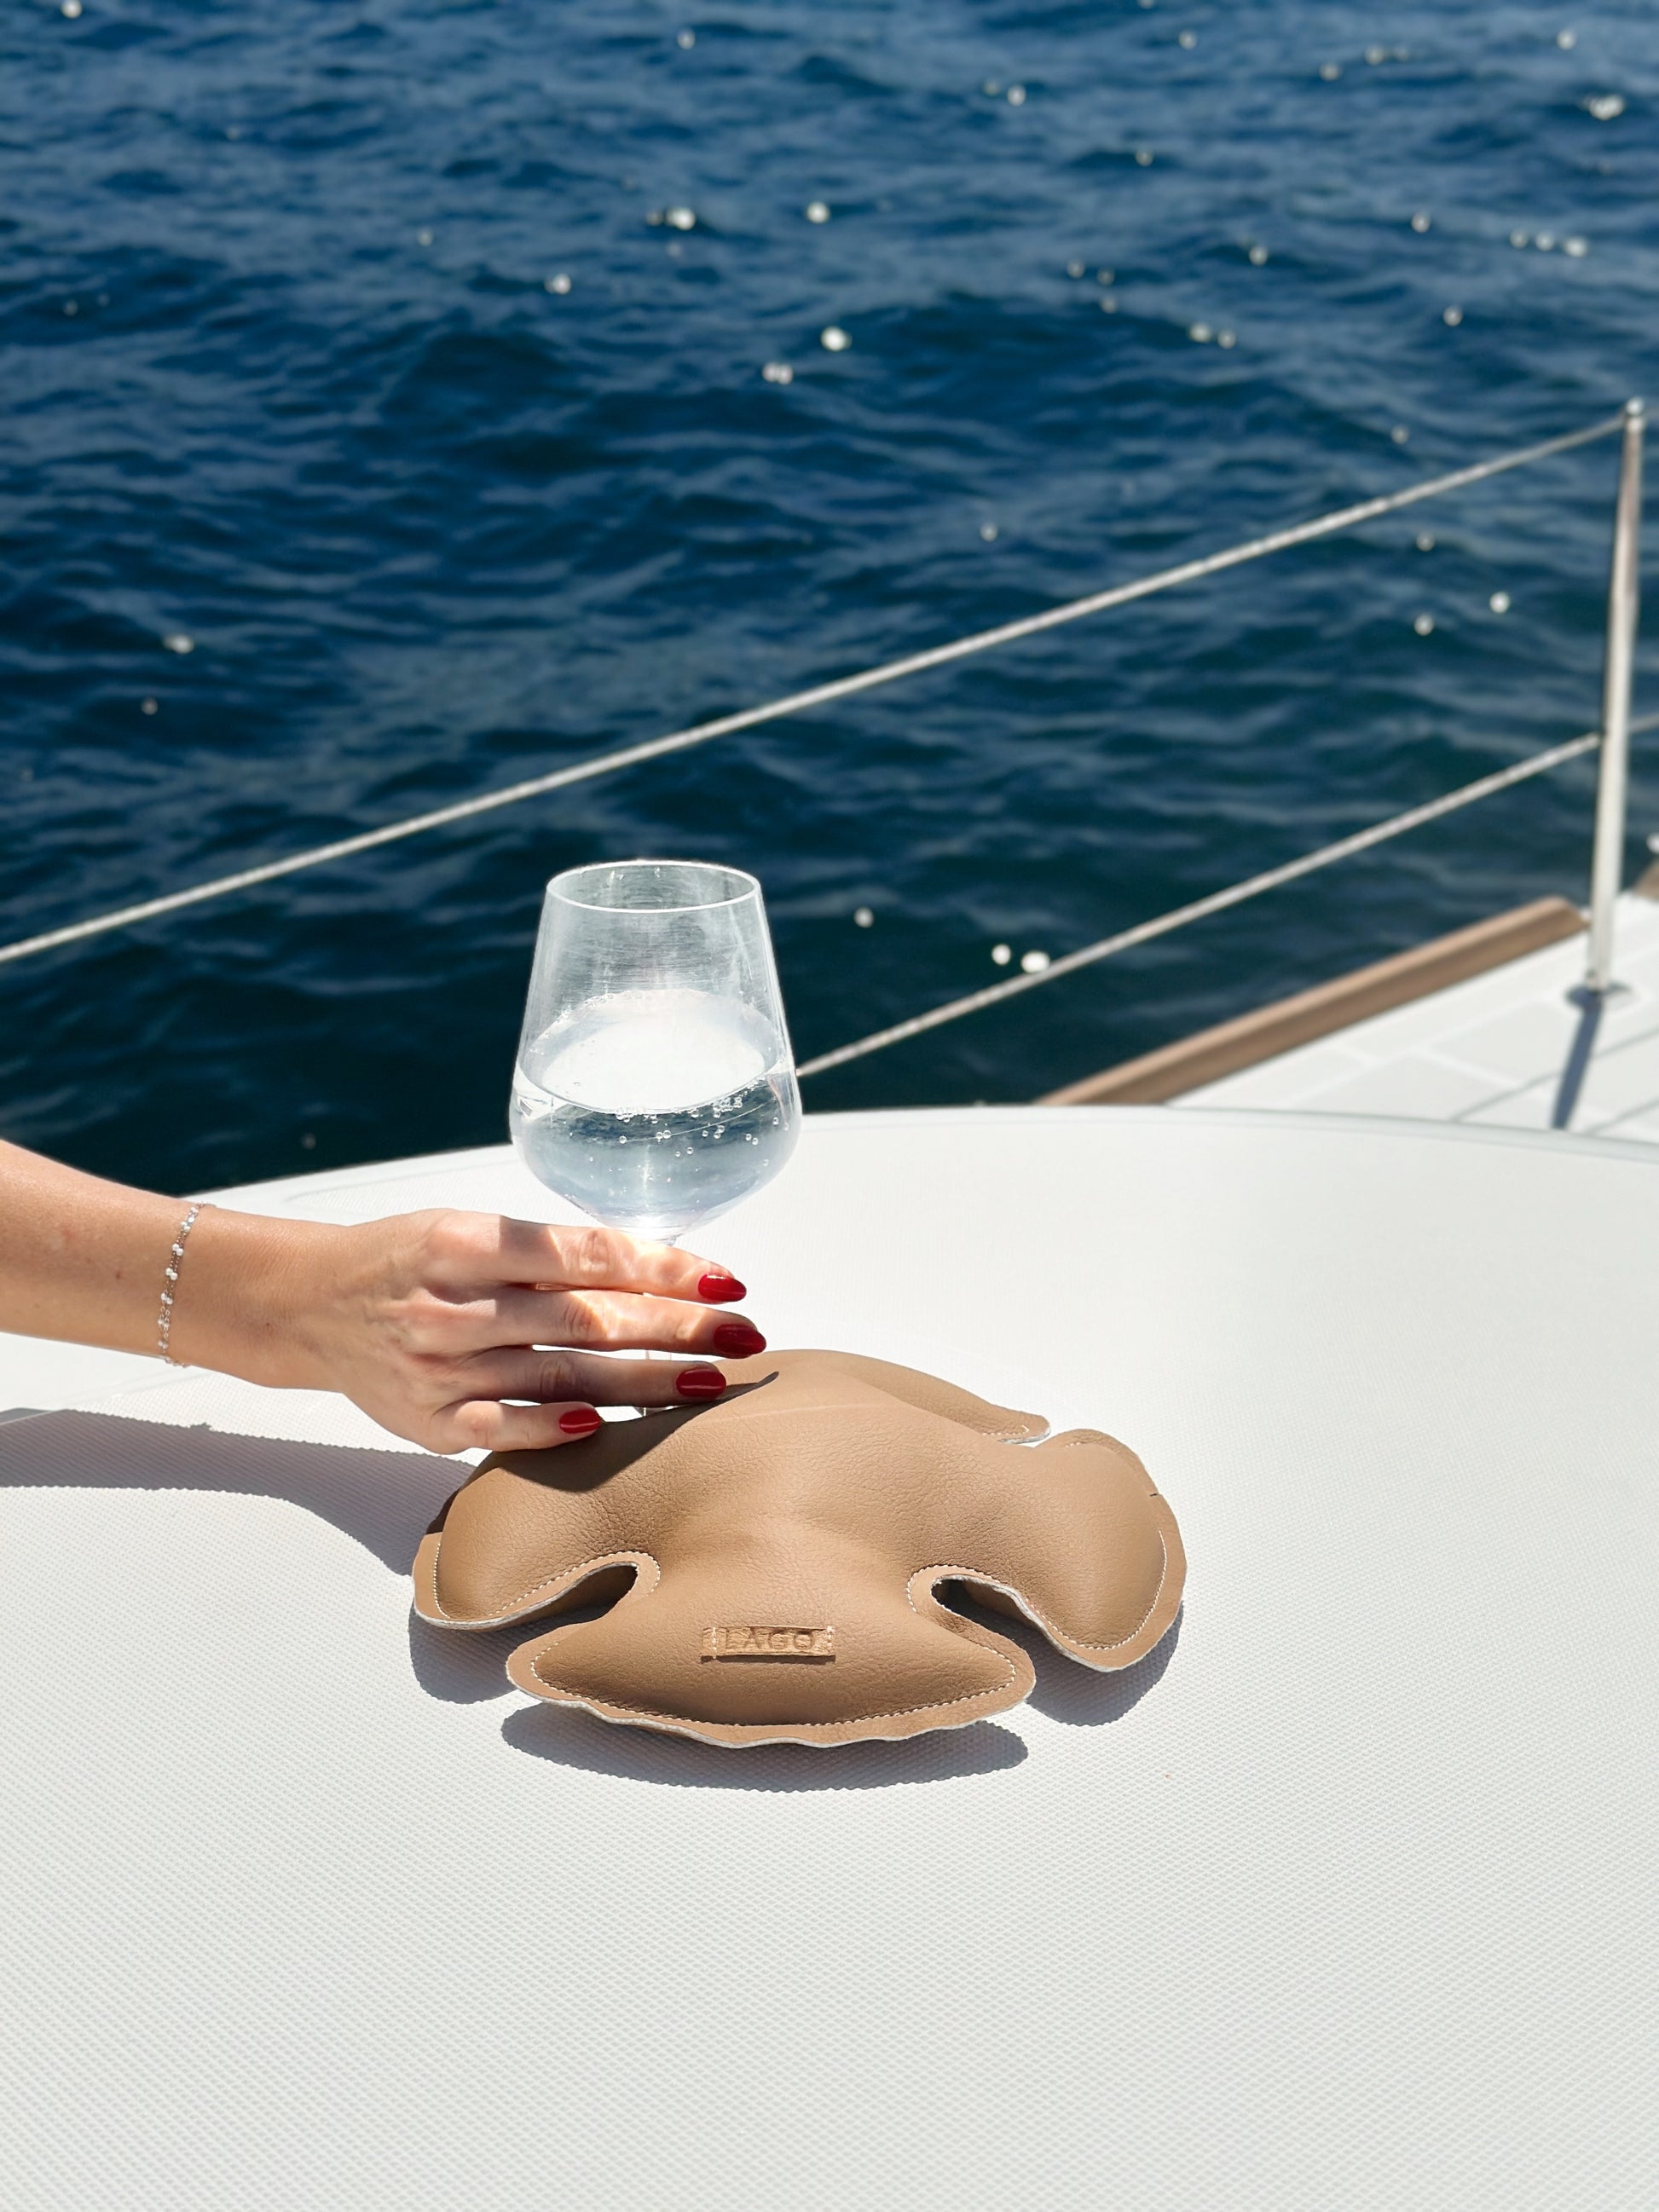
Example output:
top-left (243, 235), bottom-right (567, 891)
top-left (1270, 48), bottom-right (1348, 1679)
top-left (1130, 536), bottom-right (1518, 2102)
top-left (2, 1109), bottom-right (1656, 2211)
top-left (1177, 884), bottom-right (1659, 1138)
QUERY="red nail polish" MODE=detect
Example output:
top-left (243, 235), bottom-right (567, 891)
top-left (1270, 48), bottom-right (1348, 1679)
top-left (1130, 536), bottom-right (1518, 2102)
top-left (676, 1366), bottom-right (727, 1398)
top-left (714, 1322), bottom-right (766, 1358)
top-left (698, 1272), bottom-right (747, 1303)
top-left (559, 1407), bottom-right (602, 1435)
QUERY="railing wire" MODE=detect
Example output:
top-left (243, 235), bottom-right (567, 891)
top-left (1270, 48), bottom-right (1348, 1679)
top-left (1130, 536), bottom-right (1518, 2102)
top-left (0, 410), bottom-right (1626, 973)
top-left (796, 711), bottom-right (1659, 1079)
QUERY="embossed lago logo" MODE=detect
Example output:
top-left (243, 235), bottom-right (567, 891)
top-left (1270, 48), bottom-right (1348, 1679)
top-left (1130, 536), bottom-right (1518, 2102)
top-left (702, 1625), bottom-right (835, 1662)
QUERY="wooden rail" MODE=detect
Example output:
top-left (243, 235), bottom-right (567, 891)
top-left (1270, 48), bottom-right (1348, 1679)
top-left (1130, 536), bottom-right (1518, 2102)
top-left (1040, 897), bottom-right (1587, 1106)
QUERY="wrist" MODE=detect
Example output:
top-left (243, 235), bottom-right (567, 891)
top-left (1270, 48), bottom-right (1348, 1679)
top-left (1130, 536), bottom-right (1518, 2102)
top-left (171, 1208), bottom-right (347, 1390)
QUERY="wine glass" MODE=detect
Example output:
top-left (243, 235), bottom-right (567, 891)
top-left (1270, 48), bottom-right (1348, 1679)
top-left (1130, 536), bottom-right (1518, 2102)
top-left (509, 858), bottom-right (801, 1250)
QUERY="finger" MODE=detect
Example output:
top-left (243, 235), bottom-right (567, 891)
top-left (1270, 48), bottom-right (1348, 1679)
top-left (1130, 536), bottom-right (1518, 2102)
top-left (493, 1217), bottom-right (747, 1304)
top-left (483, 1288), bottom-right (766, 1360)
top-left (458, 1350), bottom-right (731, 1409)
top-left (439, 1398), bottom-right (609, 1453)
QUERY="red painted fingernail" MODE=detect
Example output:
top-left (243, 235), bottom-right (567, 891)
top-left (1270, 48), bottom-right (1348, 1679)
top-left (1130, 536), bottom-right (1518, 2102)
top-left (558, 1407), bottom-right (602, 1436)
top-left (698, 1272), bottom-right (747, 1303)
top-left (714, 1322), bottom-right (766, 1357)
top-left (676, 1366), bottom-right (727, 1398)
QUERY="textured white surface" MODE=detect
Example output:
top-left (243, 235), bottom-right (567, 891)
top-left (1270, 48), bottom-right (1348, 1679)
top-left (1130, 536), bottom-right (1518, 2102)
top-left (1180, 886), bottom-right (1659, 1140)
top-left (3, 1108), bottom-right (1656, 2211)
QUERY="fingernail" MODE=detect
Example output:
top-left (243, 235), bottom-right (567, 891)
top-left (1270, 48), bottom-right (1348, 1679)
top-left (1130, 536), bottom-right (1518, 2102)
top-left (559, 1406), bottom-right (602, 1435)
top-left (714, 1322), bottom-right (766, 1357)
top-left (676, 1366), bottom-right (727, 1398)
top-left (698, 1271), bottom-right (747, 1303)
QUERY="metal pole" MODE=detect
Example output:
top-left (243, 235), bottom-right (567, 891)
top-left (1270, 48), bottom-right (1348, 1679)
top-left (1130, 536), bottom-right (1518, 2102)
top-left (1585, 397), bottom-right (1645, 993)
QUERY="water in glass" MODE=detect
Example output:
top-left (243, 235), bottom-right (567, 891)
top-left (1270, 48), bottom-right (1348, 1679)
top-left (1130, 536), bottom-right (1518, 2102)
top-left (511, 860), bottom-right (800, 1244)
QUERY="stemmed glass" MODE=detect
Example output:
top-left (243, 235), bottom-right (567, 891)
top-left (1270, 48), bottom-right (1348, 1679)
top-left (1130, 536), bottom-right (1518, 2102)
top-left (510, 858), bottom-right (800, 1250)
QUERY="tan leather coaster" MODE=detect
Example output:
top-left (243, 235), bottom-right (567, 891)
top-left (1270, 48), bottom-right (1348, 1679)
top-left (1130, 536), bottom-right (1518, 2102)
top-left (413, 1350), bottom-right (1185, 1748)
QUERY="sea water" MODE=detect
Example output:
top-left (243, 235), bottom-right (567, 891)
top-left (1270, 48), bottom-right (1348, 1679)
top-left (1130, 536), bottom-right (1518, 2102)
top-left (10, 3), bottom-right (1653, 1195)
top-left (510, 989), bottom-right (799, 1239)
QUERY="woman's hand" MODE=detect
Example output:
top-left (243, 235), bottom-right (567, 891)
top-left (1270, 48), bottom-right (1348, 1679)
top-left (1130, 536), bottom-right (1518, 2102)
top-left (179, 1207), bottom-right (766, 1455)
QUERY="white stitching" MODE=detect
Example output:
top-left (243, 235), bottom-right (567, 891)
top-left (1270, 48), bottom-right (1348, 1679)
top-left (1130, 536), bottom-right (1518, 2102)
top-left (526, 1563), bottom-right (1026, 1730)
top-left (425, 1534), bottom-right (657, 1625)
top-left (526, 1646), bottom-right (1021, 1731)
top-left (936, 1531), bottom-right (1173, 1653)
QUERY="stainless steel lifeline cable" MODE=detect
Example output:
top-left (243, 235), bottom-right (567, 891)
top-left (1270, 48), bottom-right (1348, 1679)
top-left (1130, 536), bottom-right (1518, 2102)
top-left (0, 408), bottom-right (1626, 973)
top-left (795, 712), bottom-right (1659, 1078)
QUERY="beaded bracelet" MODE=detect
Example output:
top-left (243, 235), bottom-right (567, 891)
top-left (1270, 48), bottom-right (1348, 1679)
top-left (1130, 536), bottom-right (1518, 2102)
top-left (156, 1201), bottom-right (205, 1366)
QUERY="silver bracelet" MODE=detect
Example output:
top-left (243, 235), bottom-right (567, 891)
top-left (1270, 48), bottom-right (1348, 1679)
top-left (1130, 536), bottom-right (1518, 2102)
top-left (156, 1201), bottom-right (205, 1366)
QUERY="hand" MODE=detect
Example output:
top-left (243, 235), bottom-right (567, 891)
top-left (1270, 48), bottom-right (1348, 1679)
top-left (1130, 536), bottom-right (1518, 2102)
top-left (182, 1208), bottom-right (766, 1455)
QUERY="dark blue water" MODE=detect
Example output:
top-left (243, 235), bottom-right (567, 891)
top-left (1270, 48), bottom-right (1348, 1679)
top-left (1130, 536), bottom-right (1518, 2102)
top-left (3, 1), bottom-right (1655, 1193)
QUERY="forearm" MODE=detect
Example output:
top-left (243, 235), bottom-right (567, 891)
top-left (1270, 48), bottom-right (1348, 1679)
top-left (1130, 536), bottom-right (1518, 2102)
top-left (0, 1140), bottom-right (765, 1453)
top-left (0, 1139), bottom-right (331, 1383)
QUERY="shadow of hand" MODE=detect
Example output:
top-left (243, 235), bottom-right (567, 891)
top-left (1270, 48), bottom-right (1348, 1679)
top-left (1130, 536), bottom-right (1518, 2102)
top-left (0, 1408), bottom-right (460, 1573)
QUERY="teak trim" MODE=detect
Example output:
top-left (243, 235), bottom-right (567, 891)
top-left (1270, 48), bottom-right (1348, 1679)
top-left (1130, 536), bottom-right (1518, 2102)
top-left (1040, 895), bottom-right (1587, 1106)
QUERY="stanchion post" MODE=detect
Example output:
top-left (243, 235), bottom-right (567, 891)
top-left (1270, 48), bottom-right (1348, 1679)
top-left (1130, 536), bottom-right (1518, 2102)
top-left (1585, 397), bottom-right (1645, 994)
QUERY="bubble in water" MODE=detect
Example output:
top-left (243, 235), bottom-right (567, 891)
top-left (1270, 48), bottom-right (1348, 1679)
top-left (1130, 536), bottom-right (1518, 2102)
top-left (806, 200), bottom-right (830, 223)
top-left (1410, 211), bottom-right (1431, 233)
top-left (982, 80), bottom-right (1001, 95)
top-left (853, 906), bottom-right (874, 927)
top-left (1217, 329), bottom-right (1236, 348)
top-left (62, 300), bottom-right (78, 316)
top-left (979, 522), bottom-right (999, 540)
top-left (1177, 30), bottom-right (1196, 49)
top-left (162, 632), bottom-right (194, 654)
top-left (1066, 260), bottom-right (1085, 278)
top-left (1391, 424), bottom-right (1411, 444)
top-left (1096, 268), bottom-right (1114, 285)
top-left (1188, 321), bottom-right (1212, 342)
top-left (545, 273), bottom-right (572, 294)
top-left (1556, 28), bottom-right (1576, 49)
top-left (677, 28), bottom-right (696, 47)
top-left (819, 325), bottom-right (851, 351)
top-left (760, 361), bottom-right (793, 384)
top-left (1366, 44), bottom-right (1387, 66)
top-left (1007, 84), bottom-right (1026, 106)
top-left (1535, 232), bottom-right (1556, 251)
top-left (1416, 532), bottom-right (1436, 552)
top-left (61, 0), bottom-right (82, 16)
top-left (1099, 294), bottom-right (1118, 312)
top-left (1020, 950), bottom-right (1051, 973)
top-left (1134, 147), bottom-right (1154, 165)
top-left (1564, 236), bottom-right (1588, 257)
top-left (417, 228), bottom-right (434, 246)
top-left (665, 206), bottom-right (697, 230)
top-left (1489, 591), bottom-right (1512, 614)
top-left (1248, 243), bottom-right (1269, 265)
top-left (1583, 94), bottom-right (1625, 120)
top-left (1413, 614), bottom-right (1435, 636)
top-left (1510, 228), bottom-right (1530, 248)
top-left (991, 944), bottom-right (1012, 966)
top-left (1442, 303), bottom-right (1463, 326)
top-left (646, 210), bottom-right (664, 225)
top-left (1319, 62), bottom-right (1342, 80)
top-left (141, 697), bottom-right (158, 715)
